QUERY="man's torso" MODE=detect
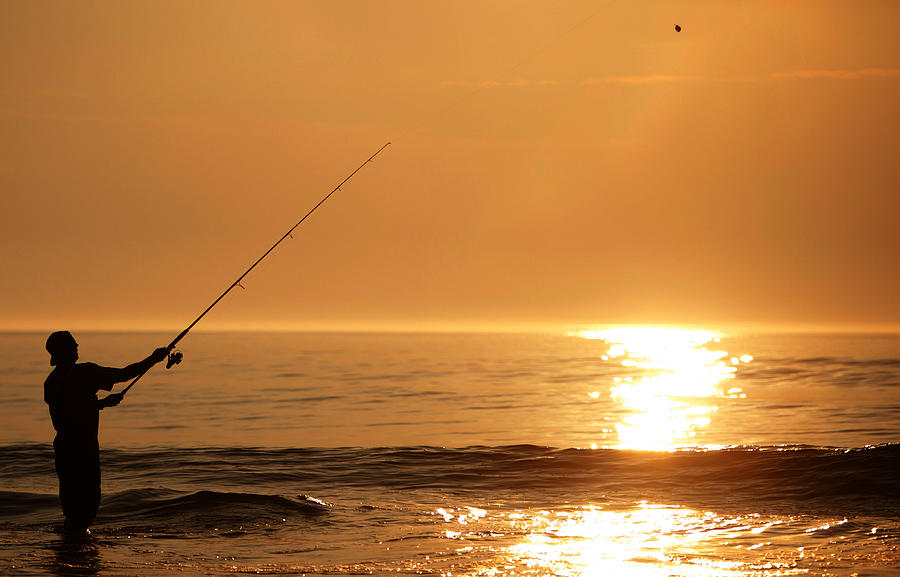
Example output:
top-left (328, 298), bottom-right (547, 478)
top-left (44, 363), bottom-right (115, 441)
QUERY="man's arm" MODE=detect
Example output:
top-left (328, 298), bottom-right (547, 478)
top-left (116, 347), bottom-right (170, 383)
top-left (95, 347), bottom-right (169, 409)
top-left (87, 347), bottom-right (170, 393)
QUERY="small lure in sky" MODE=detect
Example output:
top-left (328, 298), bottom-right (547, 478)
top-left (674, 24), bottom-right (682, 32)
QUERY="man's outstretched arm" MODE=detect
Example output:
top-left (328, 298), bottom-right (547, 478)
top-left (90, 347), bottom-right (171, 393)
top-left (116, 347), bottom-right (170, 382)
top-left (96, 347), bottom-right (169, 409)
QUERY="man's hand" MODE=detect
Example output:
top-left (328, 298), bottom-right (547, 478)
top-left (150, 347), bottom-right (170, 364)
top-left (100, 393), bottom-right (124, 409)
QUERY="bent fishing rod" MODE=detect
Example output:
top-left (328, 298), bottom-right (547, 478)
top-left (121, 141), bottom-right (391, 396)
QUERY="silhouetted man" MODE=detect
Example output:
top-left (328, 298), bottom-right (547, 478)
top-left (44, 331), bottom-right (168, 534)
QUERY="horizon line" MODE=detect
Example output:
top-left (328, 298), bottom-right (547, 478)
top-left (4, 321), bottom-right (900, 335)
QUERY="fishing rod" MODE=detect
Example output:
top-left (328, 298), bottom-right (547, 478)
top-left (121, 141), bottom-right (391, 396)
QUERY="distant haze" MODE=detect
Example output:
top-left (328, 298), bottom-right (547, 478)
top-left (2, 1), bottom-right (899, 332)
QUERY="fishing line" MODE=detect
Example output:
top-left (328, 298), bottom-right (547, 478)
top-left (121, 141), bottom-right (391, 396)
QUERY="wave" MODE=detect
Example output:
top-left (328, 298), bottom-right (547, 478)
top-left (0, 487), bottom-right (329, 534)
top-left (2, 444), bottom-right (897, 520)
top-left (0, 490), bottom-right (58, 518)
top-left (97, 490), bottom-right (329, 533)
top-left (315, 444), bottom-right (900, 509)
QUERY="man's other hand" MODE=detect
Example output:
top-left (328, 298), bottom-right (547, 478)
top-left (101, 393), bottom-right (124, 409)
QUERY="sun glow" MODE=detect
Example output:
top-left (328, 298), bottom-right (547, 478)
top-left (580, 327), bottom-right (751, 450)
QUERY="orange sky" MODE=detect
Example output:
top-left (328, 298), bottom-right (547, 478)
top-left (2, 1), bottom-right (899, 332)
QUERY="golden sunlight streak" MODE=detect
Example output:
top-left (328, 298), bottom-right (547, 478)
top-left (435, 502), bottom-right (811, 576)
top-left (580, 327), bottom-right (750, 450)
top-left (503, 504), bottom-right (796, 576)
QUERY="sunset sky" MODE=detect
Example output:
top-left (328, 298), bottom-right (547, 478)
top-left (2, 1), bottom-right (898, 332)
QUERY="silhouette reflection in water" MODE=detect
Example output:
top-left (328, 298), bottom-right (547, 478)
top-left (49, 532), bottom-right (101, 576)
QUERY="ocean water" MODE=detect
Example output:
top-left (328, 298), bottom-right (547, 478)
top-left (1, 330), bottom-right (898, 576)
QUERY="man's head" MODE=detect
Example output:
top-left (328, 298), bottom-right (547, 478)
top-left (46, 331), bottom-right (78, 366)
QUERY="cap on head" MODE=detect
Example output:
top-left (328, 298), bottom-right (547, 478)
top-left (46, 331), bottom-right (77, 366)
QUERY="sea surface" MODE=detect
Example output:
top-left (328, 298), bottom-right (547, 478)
top-left (1, 329), bottom-right (898, 576)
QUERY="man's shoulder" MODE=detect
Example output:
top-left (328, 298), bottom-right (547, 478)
top-left (73, 362), bottom-right (108, 375)
top-left (75, 362), bottom-right (121, 390)
top-left (64, 362), bottom-right (113, 383)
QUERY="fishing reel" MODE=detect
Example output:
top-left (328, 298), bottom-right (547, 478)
top-left (166, 349), bottom-right (184, 369)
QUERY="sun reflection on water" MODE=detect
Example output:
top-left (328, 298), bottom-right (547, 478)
top-left (503, 504), bottom-right (786, 577)
top-left (580, 327), bottom-right (751, 450)
top-left (431, 502), bottom-right (815, 576)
